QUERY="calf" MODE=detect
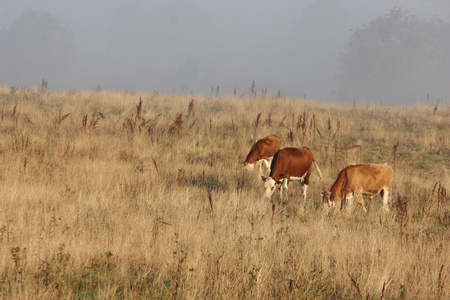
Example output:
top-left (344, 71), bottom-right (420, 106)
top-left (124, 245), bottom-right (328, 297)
top-left (262, 147), bottom-right (322, 200)
top-left (323, 163), bottom-right (393, 212)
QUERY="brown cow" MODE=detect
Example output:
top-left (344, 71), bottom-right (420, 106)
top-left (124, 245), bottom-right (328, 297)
top-left (322, 163), bottom-right (393, 212)
top-left (244, 135), bottom-right (280, 175)
top-left (261, 147), bottom-right (322, 200)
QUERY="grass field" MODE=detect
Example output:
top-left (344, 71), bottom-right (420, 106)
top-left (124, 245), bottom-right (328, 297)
top-left (0, 86), bottom-right (449, 299)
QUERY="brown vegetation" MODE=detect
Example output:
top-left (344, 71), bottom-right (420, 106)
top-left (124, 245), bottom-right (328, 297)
top-left (0, 86), bottom-right (449, 298)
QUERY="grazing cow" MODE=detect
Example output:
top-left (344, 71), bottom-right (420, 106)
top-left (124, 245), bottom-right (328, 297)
top-left (262, 147), bottom-right (322, 200)
top-left (244, 135), bottom-right (280, 175)
top-left (322, 163), bottom-right (393, 212)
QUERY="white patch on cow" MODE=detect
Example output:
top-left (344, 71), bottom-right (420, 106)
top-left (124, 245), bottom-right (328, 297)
top-left (261, 157), bottom-right (272, 174)
top-left (246, 158), bottom-right (272, 176)
top-left (263, 177), bottom-right (276, 199)
top-left (259, 159), bottom-right (271, 175)
top-left (289, 173), bottom-right (307, 183)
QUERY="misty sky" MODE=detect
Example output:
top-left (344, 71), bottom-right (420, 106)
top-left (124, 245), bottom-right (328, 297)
top-left (1, 0), bottom-right (449, 104)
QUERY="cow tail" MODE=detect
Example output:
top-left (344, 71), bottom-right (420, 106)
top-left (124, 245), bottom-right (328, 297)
top-left (313, 161), bottom-right (323, 179)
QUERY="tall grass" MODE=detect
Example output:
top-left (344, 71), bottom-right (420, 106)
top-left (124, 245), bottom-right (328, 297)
top-left (0, 86), bottom-right (448, 299)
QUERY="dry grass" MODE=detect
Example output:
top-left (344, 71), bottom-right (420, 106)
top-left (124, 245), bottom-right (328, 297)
top-left (0, 85), bottom-right (449, 299)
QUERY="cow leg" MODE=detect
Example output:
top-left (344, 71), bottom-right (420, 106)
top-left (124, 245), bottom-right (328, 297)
top-left (346, 193), bottom-right (354, 206)
top-left (355, 190), bottom-right (367, 212)
top-left (341, 193), bottom-right (353, 211)
top-left (302, 184), bottom-right (308, 200)
top-left (381, 187), bottom-right (390, 212)
top-left (280, 178), bottom-right (288, 198)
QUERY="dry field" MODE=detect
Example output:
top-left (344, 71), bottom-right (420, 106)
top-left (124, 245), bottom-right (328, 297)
top-left (0, 86), bottom-right (449, 299)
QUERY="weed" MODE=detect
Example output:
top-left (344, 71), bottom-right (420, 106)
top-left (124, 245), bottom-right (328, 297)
top-left (265, 113), bottom-right (273, 127)
top-left (82, 113), bottom-right (101, 131)
top-left (392, 141), bottom-right (401, 166)
top-left (437, 264), bottom-right (447, 300)
top-left (328, 118), bottom-right (332, 138)
top-left (236, 173), bottom-right (245, 197)
top-left (249, 81), bottom-right (257, 98)
top-left (381, 282), bottom-right (386, 300)
top-left (11, 133), bottom-right (29, 152)
top-left (253, 112), bottom-right (262, 136)
top-left (168, 113), bottom-right (183, 136)
top-left (279, 115), bottom-right (287, 128)
top-left (152, 218), bottom-right (171, 243)
top-left (41, 79), bottom-right (48, 92)
top-left (52, 109), bottom-right (71, 127)
top-left (215, 86), bottom-right (220, 99)
top-left (347, 272), bottom-right (366, 299)
top-left (397, 284), bottom-right (406, 299)
top-left (208, 190), bottom-right (215, 233)
top-left (11, 246), bottom-right (27, 284)
top-left (152, 158), bottom-right (159, 173)
top-left (187, 99), bottom-right (195, 118)
top-left (287, 129), bottom-right (294, 143)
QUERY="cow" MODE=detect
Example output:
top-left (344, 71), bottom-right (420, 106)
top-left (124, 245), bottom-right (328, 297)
top-left (261, 147), bottom-right (322, 200)
top-left (322, 163), bottom-right (393, 212)
top-left (244, 135), bottom-right (280, 175)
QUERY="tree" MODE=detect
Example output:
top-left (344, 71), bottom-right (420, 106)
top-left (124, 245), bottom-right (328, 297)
top-left (337, 8), bottom-right (450, 104)
top-left (0, 10), bottom-right (75, 88)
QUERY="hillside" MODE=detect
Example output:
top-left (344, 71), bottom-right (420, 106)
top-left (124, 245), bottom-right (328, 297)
top-left (0, 86), bottom-right (448, 299)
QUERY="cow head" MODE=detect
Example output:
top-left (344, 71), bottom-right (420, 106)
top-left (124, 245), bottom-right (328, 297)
top-left (261, 176), bottom-right (276, 199)
top-left (322, 191), bottom-right (333, 206)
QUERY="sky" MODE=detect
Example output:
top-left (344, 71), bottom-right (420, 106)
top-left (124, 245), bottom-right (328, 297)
top-left (1, 0), bottom-right (449, 104)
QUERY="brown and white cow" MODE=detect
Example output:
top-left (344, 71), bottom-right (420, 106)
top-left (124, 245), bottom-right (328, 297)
top-left (244, 135), bottom-right (280, 175)
top-left (261, 147), bottom-right (322, 200)
top-left (322, 163), bottom-right (393, 212)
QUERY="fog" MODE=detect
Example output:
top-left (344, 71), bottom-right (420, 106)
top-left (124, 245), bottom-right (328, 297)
top-left (1, 0), bottom-right (449, 104)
